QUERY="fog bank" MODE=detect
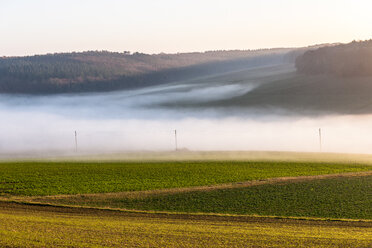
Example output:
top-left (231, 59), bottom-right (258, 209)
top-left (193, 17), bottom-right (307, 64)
top-left (1, 64), bottom-right (372, 156)
top-left (1, 103), bottom-right (372, 155)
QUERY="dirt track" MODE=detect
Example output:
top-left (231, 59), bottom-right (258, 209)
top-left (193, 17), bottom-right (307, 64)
top-left (0, 200), bottom-right (371, 228)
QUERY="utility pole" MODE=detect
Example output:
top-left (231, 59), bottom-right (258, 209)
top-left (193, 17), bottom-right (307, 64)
top-left (75, 130), bottom-right (78, 153)
top-left (319, 128), bottom-right (322, 152)
top-left (174, 129), bottom-right (178, 151)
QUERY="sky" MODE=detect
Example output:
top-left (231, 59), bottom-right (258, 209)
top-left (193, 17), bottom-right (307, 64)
top-left (1, 0), bottom-right (372, 56)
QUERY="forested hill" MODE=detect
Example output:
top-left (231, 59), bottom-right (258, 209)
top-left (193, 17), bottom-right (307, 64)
top-left (296, 40), bottom-right (372, 77)
top-left (0, 49), bottom-right (295, 94)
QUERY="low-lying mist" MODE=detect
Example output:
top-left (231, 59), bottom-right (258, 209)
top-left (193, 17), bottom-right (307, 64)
top-left (1, 85), bottom-right (372, 156)
top-left (3, 111), bottom-right (372, 155)
top-left (1, 64), bottom-right (372, 156)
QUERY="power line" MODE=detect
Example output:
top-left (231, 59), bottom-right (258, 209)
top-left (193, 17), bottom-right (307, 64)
top-left (174, 129), bottom-right (178, 151)
top-left (319, 128), bottom-right (322, 152)
top-left (75, 131), bottom-right (77, 152)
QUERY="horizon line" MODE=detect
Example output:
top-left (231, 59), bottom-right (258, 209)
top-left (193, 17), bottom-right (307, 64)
top-left (0, 41), bottom-right (347, 58)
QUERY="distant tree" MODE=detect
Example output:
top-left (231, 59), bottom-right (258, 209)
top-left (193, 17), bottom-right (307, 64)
top-left (0, 48), bottom-right (293, 94)
top-left (296, 40), bottom-right (372, 77)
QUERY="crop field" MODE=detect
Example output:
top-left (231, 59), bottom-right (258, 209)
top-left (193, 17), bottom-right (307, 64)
top-left (0, 160), bottom-right (371, 196)
top-left (0, 154), bottom-right (371, 247)
top-left (41, 175), bottom-right (372, 220)
top-left (0, 202), bottom-right (371, 248)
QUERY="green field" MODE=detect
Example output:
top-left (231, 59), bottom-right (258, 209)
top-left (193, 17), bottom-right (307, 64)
top-left (0, 202), bottom-right (371, 248)
top-left (46, 175), bottom-right (371, 220)
top-left (0, 161), bottom-right (371, 196)
top-left (1, 155), bottom-right (372, 247)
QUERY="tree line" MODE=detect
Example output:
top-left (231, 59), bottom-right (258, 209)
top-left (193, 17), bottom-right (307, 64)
top-left (0, 49), bottom-right (293, 94)
top-left (296, 40), bottom-right (372, 77)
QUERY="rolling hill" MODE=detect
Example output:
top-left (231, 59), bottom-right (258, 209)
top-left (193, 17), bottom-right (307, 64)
top-left (0, 49), bottom-right (295, 94)
top-left (296, 40), bottom-right (372, 77)
top-left (175, 40), bottom-right (372, 115)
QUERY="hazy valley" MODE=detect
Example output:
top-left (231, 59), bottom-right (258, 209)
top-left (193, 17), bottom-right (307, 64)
top-left (2, 42), bottom-right (372, 155)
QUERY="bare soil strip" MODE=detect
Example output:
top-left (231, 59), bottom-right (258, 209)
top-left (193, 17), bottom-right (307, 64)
top-left (25, 170), bottom-right (372, 201)
top-left (0, 201), bottom-right (371, 228)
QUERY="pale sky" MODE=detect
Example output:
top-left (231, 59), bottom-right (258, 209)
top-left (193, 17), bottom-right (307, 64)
top-left (1, 0), bottom-right (371, 56)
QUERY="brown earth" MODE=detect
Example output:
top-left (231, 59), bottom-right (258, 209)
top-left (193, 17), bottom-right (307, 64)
top-left (0, 200), bottom-right (371, 228)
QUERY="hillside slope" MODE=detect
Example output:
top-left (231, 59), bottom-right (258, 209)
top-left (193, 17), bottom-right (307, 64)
top-left (170, 63), bottom-right (372, 115)
top-left (296, 40), bottom-right (372, 77)
top-left (174, 40), bottom-right (372, 115)
top-left (0, 49), bottom-right (294, 94)
top-left (221, 73), bottom-right (372, 114)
